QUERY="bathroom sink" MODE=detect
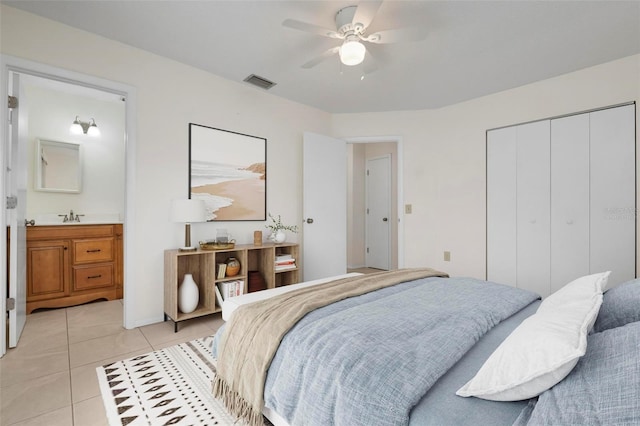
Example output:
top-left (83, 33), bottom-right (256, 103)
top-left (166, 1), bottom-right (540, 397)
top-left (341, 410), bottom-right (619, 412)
top-left (33, 213), bottom-right (122, 226)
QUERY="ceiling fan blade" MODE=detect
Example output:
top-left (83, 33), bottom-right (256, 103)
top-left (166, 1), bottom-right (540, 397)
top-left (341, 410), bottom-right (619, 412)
top-left (282, 19), bottom-right (342, 39)
top-left (352, 0), bottom-right (383, 29)
top-left (364, 27), bottom-right (427, 44)
top-left (363, 46), bottom-right (379, 75)
top-left (301, 46), bottom-right (341, 69)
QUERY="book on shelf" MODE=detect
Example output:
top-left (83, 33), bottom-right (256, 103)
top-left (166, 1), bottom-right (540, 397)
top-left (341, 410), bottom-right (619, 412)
top-left (275, 255), bottom-right (296, 271)
top-left (217, 263), bottom-right (227, 279)
top-left (214, 286), bottom-right (224, 307)
top-left (275, 263), bottom-right (297, 271)
top-left (217, 280), bottom-right (245, 300)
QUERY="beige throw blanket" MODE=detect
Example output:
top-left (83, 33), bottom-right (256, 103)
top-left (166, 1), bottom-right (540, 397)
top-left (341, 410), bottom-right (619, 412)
top-left (212, 268), bottom-right (448, 426)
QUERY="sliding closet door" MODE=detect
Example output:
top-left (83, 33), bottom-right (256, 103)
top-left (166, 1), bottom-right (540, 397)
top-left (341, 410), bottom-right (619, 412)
top-left (550, 114), bottom-right (590, 293)
top-left (517, 121), bottom-right (551, 296)
top-left (590, 105), bottom-right (636, 287)
top-left (487, 127), bottom-right (517, 286)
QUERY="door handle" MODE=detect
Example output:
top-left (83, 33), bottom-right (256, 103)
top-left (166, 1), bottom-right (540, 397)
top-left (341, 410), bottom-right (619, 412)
top-left (382, 218), bottom-right (388, 222)
top-left (25, 219), bottom-right (35, 226)
top-left (306, 218), bottom-right (314, 224)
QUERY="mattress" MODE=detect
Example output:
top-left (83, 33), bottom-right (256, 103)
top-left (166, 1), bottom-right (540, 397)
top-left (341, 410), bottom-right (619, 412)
top-left (221, 272), bottom-right (362, 321)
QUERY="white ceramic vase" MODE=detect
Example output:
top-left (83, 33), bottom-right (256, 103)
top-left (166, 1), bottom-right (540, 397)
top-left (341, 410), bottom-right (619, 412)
top-left (178, 273), bottom-right (199, 314)
top-left (271, 230), bottom-right (286, 243)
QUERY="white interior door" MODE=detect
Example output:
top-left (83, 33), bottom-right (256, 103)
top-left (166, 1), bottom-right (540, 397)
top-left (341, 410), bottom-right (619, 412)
top-left (7, 71), bottom-right (27, 348)
top-left (516, 120), bottom-right (551, 297)
top-left (365, 155), bottom-right (390, 270)
top-left (589, 104), bottom-right (636, 287)
top-left (487, 126), bottom-right (517, 286)
top-left (550, 113), bottom-right (590, 293)
top-left (303, 132), bottom-right (347, 281)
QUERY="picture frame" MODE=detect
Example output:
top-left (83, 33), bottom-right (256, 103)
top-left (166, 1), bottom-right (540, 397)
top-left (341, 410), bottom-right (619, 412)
top-left (189, 123), bottom-right (266, 221)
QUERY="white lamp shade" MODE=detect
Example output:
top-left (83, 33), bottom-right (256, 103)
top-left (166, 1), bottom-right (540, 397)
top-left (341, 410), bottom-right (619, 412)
top-left (87, 124), bottom-right (101, 137)
top-left (171, 199), bottom-right (206, 223)
top-left (70, 122), bottom-right (83, 135)
top-left (339, 40), bottom-right (366, 66)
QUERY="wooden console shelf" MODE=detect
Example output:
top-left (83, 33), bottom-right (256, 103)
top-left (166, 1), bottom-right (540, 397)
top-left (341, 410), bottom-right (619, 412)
top-left (164, 243), bottom-right (300, 332)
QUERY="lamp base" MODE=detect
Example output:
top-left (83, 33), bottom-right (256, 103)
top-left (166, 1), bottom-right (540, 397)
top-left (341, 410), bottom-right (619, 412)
top-left (178, 246), bottom-right (198, 252)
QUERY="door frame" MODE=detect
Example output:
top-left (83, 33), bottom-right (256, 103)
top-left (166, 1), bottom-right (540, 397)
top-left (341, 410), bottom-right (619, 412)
top-left (345, 136), bottom-right (404, 269)
top-left (0, 56), bottom-right (138, 354)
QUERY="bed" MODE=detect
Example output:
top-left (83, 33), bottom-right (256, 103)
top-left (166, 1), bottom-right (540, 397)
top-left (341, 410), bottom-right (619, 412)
top-left (212, 268), bottom-right (640, 426)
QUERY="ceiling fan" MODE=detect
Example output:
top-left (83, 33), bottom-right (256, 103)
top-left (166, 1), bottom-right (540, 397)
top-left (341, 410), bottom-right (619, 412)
top-left (282, 0), bottom-right (425, 72)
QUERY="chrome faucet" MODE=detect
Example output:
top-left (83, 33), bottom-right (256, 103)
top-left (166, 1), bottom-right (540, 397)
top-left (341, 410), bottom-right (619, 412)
top-left (58, 210), bottom-right (84, 223)
top-left (69, 210), bottom-right (85, 222)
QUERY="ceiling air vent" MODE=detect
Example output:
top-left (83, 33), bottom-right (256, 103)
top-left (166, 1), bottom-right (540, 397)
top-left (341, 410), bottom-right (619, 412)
top-left (243, 74), bottom-right (277, 90)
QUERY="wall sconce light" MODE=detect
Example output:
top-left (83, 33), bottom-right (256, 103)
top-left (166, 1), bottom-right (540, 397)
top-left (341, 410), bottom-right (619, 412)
top-left (70, 116), bottom-right (100, 137)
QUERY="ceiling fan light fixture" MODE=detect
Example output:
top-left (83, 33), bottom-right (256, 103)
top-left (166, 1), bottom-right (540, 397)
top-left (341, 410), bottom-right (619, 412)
top-left (339, 39), bottom-right (365, 66)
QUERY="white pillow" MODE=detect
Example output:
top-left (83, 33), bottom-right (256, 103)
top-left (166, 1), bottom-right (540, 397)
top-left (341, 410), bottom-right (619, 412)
top-left (456, 271), bottom-right (610, 401)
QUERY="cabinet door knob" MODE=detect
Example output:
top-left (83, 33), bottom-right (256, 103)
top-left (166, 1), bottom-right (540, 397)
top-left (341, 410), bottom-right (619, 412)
top-left (25, 219), bottom-right (35, 226)
top-left (306, 218), bottom-right (314, 224)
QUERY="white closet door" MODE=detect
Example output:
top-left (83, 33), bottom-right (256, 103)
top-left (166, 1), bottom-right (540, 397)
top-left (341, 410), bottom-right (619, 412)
top-left (590, 105), bottom-right (636, 287)
top-left (517, 121), bottom-right (551, 297)
top-left (550, 114), bottom-right (590, 293)
top-left (487, 127), bottom-right (517, 286)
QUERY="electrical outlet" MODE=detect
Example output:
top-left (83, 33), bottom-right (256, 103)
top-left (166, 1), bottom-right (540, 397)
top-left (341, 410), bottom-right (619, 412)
top-left (405, 204), bottom-right (412, 214)
top-left (444, 251), bottom-right (451, 262)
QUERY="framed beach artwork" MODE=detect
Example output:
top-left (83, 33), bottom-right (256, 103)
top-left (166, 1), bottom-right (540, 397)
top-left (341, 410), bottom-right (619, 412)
top-left (189, 123), bottom-right (266, 221)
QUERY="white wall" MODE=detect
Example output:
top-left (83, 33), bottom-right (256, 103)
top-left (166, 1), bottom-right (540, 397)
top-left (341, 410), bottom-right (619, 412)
top-left (1, 5), bottom-right (332, 326)
top-left (333, 54), bottom-right (640, 280)
top-left (25, 83), bottom-right (125, 219)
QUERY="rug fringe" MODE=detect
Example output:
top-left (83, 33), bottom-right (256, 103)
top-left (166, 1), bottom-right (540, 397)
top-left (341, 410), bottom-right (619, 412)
top-left (212, 375), bottom-right (264, 426)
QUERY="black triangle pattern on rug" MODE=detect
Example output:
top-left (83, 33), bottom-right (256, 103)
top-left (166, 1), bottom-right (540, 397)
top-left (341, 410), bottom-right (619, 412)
top-left (97, 336), bottom-right (263, 425)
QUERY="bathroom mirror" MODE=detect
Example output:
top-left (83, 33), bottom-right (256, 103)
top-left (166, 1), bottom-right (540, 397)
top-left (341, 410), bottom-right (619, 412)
top-left (35, 139), bottom-right (82, 193)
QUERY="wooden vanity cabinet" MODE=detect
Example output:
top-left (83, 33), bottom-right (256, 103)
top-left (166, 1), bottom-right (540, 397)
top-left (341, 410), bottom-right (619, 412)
top-left (26, 224), bottom-right (123, 314)
top-left (26, 239), bottom-right (69, 301)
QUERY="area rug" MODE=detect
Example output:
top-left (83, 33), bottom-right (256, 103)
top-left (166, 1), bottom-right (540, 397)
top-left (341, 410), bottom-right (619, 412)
top-left (97, 335), bottom-right (258, 426)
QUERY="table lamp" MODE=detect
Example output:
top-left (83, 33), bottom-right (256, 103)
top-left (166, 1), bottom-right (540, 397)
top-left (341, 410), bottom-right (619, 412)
top-left (171, 199), bottom-right (206, 251)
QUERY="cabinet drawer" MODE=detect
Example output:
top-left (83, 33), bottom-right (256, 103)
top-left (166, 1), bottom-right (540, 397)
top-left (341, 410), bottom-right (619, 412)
top-left (73, 264), bottom-right (114, 291)
top-left (73, 238), bottom-right (114, 264)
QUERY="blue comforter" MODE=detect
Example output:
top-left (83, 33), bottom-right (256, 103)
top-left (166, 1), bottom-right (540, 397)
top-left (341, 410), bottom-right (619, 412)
top-left (225, 276), bottom-right (538, 426)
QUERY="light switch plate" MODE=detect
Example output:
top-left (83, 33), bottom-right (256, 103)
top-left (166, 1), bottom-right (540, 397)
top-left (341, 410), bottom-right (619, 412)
top-left (444, 251), bottom-right (451, 261)
top-left (405, 204), bottom-right (412, 214)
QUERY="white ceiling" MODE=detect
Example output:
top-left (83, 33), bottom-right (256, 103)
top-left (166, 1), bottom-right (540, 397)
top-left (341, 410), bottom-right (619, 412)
top-left (5, 0), bottom-right (640, 113)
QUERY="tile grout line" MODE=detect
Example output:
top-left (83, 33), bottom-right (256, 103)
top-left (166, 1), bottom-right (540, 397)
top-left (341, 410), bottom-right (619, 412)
top-left (66, 307), bottom-right (77, 426)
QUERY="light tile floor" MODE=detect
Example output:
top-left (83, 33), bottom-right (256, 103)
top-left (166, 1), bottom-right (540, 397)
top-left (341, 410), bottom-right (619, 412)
top-left (0, 300), bottom-right (224, 426)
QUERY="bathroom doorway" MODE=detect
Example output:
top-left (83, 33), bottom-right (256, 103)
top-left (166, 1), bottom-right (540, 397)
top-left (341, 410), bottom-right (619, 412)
top-left (1, 56), bottom-right (136, 355)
